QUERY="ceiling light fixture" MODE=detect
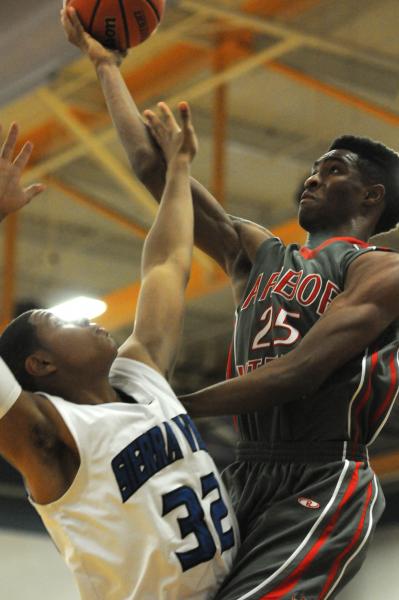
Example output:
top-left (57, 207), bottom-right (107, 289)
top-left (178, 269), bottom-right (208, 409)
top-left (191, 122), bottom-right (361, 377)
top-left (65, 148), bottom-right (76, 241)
top-left (48, 296), bottom-right (107, 321)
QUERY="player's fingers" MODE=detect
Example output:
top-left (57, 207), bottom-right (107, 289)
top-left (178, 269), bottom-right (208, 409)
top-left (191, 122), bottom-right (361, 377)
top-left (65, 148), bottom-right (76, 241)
top-left (179, 102), bottom-right (196, 145)
top-left (24, 183), bottom-right (46, 203)
top-left (143, 110), bottom-right (164, 137)
top-left (67, 6), bottom-right (85, 33)
top-left (178, 101), bottom-right (192, 129)
top-left (60, 8), bottom-right (70, 26)
top-left (13, 141), bottom-right (33, 171)
top-left (60, 8), bottom-right (75, 38)
top-left (1, 123), bottom-right (18, 160)
top-left (143, 109), bottom-right (156, 122)
top-left (157, 102), bottom-right (176, 128)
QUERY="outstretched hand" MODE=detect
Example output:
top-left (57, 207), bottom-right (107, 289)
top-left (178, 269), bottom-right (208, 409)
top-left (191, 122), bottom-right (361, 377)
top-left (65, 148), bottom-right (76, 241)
top-left (143, 102), bottom-right (198, 166)
top-left (61, 6), bottom-right (125, 67)
top-left (0, 123), bottom-right (44, 221)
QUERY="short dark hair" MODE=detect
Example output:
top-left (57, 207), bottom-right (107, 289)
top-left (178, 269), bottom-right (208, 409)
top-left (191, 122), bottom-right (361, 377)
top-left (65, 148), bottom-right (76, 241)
top-left (329, 135), bottom-right (399, 234)
top-left (0, 310), bottom-right (41, 391)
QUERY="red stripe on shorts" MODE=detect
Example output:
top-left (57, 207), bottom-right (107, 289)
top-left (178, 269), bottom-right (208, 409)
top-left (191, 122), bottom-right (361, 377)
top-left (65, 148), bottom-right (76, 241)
top-left (259, 462), bottom-right (361, 599)
top-left (320, 480), bottom-right (373, 599)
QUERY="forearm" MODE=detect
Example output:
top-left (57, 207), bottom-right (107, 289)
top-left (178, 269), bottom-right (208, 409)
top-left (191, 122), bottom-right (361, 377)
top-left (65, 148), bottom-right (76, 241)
top-left (181, 351), bottom-right (311, 417)
top-left (95, 62), bottom-right (166, 196)
top-left (95, 62), bottom-right (240, 268)
top-left (182, 293), bottom-right (392, 418)
top-left (189, 179), bottom-right (241, 271)
top-left (142, 158), bottom-right (193, 276)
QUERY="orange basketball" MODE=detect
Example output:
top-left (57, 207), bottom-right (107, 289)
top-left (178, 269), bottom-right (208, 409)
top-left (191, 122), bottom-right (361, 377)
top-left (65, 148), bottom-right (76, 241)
top-left (67, 0), bottom-right (165, 51)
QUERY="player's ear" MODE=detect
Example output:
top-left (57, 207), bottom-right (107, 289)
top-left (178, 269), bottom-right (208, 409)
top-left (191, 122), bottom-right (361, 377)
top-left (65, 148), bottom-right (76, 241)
top-left (25, 350), bottom-right (57, 378)
top-left (364, 183), bottom-right (385, 207)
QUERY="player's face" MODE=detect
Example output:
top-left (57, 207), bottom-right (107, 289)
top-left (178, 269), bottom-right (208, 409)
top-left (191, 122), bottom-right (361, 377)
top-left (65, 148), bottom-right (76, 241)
top-left (29, 310), bottom-right (117, 372)
top-left (298, 149), bottom-right (367, 232)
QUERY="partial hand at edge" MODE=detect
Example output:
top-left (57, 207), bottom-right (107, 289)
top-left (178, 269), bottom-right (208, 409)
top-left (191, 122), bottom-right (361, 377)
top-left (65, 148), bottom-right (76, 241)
top-left (0, 123), bottom-right (44, 221)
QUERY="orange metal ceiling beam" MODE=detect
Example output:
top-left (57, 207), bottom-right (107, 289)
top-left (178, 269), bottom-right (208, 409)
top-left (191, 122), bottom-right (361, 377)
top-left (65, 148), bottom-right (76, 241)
top-left (96, 218), bottom-right (305, 331)
top-left (16, 106), bottom-right (109, 168)
top-left (45, 176), bottom-right (148, 239)
top-left (268, 61), bottom-right (399, 127)
top-left (123, 42), bottom-right (212, 104)
top-left (97, 261), bottom-right (228, 331)
top-left (18, 43), bottom-right (211, 169)
top-left (242, 0), bottom-right (322, 18)
top-left (193, 39), bottom-right (399, 129)
top-left (23, 34), bottom-right (399, 179)
top-left (15, 0), bottom-right (396, 174)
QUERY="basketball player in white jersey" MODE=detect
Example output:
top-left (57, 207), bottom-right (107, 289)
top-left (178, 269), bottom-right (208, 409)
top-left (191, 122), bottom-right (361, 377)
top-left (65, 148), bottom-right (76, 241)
top-left (0, 100), bottom-right (238, 597)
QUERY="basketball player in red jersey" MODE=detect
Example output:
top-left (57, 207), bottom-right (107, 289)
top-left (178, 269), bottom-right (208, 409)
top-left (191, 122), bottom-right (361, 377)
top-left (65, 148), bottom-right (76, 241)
top-left (63, 7), bottom-right (399, 598)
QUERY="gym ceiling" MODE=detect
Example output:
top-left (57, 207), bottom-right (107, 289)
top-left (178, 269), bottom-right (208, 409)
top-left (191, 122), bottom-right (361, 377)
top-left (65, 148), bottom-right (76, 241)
top-left (0, 0), bottom-right (399, 481)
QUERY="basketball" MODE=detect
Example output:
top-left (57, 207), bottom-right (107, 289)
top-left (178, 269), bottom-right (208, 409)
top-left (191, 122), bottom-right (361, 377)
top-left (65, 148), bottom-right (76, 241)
top-left (67, 0), bottom-right (165, 51)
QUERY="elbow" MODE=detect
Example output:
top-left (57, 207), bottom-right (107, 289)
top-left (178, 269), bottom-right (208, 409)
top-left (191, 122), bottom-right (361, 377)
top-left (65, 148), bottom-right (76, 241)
top-left (131, 125), bottom-right (167, 182)
top-left (295, 361), bottom-right (331, 399)
top-left (132, 149), bottom-right (166, 201)
top-left (130, 147), bottom-right (159, 179)
top-left (172, 256), bottom-right (192, 290)
top-left (175, 257), bottom-right (191, 288)
top-left (301, 370), bottom-right (324, 398)
top-left (270, 354), bottom-right (326, 403)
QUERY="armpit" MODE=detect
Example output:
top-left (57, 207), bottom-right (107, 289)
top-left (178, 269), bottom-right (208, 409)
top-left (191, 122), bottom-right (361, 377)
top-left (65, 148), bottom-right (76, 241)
top-left (30, 421), bottom-right (63, 464)
top-left (229, 249), bottom-right (252, 308)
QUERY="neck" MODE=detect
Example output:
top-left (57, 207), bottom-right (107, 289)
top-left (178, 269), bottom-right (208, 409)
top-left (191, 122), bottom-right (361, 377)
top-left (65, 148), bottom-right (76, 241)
top-left (305, 223), bottom-right (371, 249)
top-left (71, 379), bottom-right (119, 405)
top-left (39, 374), bottom-right (119, 405)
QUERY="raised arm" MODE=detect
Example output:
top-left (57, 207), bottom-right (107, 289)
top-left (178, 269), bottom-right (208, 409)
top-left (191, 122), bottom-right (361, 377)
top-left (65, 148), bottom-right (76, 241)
top-left (118, 102), bottom-right (197, 377)
top-left (0, 360), bottom-right (46, 488)
top-left (0, 355), bottom-right (80, 505)
top-left (0, 372), bottom-right (73, 504)
top-left (182, 251), bottom-right (399, 416)
top-left (61, 7), bottom-right (263, 277)
top-left (0, 125), bottom-right (77, 504)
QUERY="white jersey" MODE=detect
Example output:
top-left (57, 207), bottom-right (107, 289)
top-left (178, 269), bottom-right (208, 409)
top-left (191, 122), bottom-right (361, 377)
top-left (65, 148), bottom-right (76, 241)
top-left (30, 357), bottom-right (238, 600)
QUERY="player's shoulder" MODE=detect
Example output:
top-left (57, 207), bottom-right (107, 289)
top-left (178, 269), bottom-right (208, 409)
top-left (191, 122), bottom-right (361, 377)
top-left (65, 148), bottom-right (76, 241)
top-left (110, 356), bottom-right (166, 383)
top-left (229, 216), bottom-right (275, 262)
top-left (348, 246), bottom-right (399, 268)
top-left (345, 247), bottom-right (399, 288)
top-left (109, 356), bottom-right (174, 399)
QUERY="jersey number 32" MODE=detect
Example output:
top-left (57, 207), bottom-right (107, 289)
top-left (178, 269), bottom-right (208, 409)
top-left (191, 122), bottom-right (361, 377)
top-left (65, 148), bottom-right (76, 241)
top-left (162, 471), bottom-right (235, 571)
